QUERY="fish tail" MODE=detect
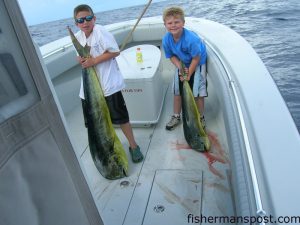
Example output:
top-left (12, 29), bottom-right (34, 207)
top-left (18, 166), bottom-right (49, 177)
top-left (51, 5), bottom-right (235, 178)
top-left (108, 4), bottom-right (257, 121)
top-left (67, 26), bottom-right (90, 57)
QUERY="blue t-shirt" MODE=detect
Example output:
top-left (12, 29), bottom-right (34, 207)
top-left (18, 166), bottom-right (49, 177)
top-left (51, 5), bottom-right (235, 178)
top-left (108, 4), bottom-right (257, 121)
top-left (162, 28), bottom-right (207, 67)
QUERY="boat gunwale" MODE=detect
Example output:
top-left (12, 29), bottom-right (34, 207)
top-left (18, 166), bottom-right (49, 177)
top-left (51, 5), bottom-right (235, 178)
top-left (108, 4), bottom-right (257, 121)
top-left (205, 40), bottom-right (266, 218)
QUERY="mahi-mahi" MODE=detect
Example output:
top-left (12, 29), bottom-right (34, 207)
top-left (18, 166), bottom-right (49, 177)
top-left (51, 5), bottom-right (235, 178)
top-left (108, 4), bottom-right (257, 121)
top-left (68, 27), bottom-right (128, 179)
top-left (181, 62), bottom-right (210, 151)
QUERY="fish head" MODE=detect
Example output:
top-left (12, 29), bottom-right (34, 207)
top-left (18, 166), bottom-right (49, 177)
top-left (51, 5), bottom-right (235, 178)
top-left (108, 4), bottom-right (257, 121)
top-left (189, 134), bottom-right (206, 152)
top-left (105, 154), bottom-right (128, 179)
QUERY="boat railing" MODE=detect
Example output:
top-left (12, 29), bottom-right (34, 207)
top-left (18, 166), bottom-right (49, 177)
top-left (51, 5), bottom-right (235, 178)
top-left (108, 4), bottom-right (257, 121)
top-left (42, 43), bottom-right (73, 59)
top-left (40, 35), bottom-right (73, 59)
top-left (41, 18), bottom-right (165, 60)
top-left (205, 40), bottom-right (267, 222)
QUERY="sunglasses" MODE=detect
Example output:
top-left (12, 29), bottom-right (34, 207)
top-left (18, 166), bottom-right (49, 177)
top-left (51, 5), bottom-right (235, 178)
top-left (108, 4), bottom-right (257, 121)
top-left (75, 15), bottom-right (94, 24)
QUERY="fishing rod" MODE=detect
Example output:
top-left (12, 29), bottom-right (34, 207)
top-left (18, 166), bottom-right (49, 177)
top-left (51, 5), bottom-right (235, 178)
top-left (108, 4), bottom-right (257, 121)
top-left (120, 0), bottom-right (152, 51)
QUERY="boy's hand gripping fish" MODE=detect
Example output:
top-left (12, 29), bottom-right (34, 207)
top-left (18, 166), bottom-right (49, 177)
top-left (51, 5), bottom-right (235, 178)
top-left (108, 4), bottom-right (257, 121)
top-left (68, 27), bottom-right (128, 179)
top-left (180, 62), bottom-right (210, 151)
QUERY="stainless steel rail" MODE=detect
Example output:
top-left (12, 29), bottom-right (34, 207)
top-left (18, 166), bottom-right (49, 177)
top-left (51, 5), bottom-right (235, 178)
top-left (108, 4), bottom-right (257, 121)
top-left (43, 43), bottom-right (73, 59)
top-left (205, 41), bottom-right (266, 221)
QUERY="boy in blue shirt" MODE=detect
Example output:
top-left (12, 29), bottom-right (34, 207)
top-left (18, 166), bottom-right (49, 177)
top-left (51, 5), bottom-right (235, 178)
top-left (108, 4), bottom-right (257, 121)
top-left (162, 6), bottom-right (207, 130)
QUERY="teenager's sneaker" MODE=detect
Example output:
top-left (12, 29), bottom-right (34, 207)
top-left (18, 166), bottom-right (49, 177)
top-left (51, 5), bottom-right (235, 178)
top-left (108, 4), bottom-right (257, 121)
top-left (200, 115), bottom-right (206, 131)
top-left (166, 115), bottom-right (181, 130)
top-left (129, 145), bottom-right (143, 163)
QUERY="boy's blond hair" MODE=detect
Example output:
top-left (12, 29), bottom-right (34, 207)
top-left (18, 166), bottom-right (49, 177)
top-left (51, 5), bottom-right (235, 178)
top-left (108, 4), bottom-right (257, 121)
top-left (163, 7), bottom-right (185, 22)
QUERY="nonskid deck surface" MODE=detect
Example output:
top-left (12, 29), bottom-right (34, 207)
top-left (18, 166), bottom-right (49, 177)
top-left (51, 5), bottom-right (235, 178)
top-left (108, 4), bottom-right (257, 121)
top-left (65, 83), bottom-right (235, 225)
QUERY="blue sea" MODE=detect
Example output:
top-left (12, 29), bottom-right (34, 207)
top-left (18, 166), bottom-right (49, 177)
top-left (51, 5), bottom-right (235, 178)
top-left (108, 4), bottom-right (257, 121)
top-left (28, 0), bottom-right (300, 132)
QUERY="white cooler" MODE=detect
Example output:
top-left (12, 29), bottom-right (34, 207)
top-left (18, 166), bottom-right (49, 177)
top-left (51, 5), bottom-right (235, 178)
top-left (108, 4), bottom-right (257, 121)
top-left (116, 44), bottom-right (166, 126)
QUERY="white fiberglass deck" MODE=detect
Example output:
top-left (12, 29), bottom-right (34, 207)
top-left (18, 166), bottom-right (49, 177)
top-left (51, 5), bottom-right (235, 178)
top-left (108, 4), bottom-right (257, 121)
top-left (65, 78), bottom-right (234, 225)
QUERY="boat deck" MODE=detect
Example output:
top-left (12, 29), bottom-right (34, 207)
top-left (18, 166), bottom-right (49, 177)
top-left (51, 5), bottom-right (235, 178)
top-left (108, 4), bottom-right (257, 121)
top-left (64, 78), bottom-right (235, 225)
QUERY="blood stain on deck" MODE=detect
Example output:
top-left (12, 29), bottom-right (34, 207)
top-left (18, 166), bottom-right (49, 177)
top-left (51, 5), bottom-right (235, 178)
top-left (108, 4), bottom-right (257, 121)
top-left (170, 131), bottom-right (229, 179)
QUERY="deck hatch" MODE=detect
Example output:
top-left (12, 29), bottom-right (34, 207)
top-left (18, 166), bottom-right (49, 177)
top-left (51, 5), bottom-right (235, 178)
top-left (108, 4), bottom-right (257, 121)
top-left (143, 169), bottom-right (203, 225)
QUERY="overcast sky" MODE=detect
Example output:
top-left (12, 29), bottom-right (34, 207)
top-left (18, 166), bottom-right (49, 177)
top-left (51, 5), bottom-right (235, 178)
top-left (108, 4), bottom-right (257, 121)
top-left (18, 0), bottom-right (165, 25)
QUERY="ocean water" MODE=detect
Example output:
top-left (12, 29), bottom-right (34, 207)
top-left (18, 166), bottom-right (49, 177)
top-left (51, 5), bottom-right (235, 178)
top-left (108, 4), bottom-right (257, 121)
top-left (28, 0), bottom-right (300, 132)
